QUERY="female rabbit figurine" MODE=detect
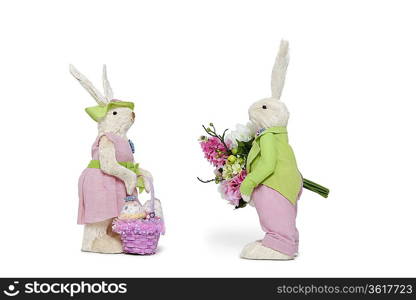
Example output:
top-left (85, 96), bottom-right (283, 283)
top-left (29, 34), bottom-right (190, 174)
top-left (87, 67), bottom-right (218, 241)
top-left (239, 40), bottom-right (303, 260)
top-left (70, 65), bottom-right (156, 253)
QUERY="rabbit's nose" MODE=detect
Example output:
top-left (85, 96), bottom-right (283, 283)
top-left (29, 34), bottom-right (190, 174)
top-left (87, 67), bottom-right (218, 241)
top-left (132, 112), bottom-right (136, 119)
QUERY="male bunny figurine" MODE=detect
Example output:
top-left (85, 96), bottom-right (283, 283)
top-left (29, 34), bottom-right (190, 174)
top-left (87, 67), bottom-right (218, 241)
top-left (239, 41), bottom-right (303, 260)
top-left (71, 65), bottom-right (154, 253)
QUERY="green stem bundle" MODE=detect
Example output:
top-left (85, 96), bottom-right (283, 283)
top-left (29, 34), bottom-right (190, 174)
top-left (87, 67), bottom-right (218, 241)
top-left (303, 178), bottom-right (330, 198)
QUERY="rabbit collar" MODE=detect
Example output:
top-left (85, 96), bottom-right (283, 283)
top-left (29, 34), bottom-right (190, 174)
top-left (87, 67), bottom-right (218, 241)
top-left (255, 126), bottom-right (287, 138)
top-left (85, 100), bottom-right (134, 122)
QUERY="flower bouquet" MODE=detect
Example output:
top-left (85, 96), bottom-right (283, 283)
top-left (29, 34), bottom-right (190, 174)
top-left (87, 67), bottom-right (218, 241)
top-left (198, 123), bottom-right (329, 209)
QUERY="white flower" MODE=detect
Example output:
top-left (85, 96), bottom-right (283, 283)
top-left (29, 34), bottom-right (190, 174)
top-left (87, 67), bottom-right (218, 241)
top-left (222, 159), bottom-right (244, 180)
top-left (225, 122), bottom-right (256, 148)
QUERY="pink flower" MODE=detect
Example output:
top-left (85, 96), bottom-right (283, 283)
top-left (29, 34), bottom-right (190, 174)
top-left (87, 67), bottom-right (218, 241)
top-left (219, 170), bottom-right (247, 206)
top-left (200, 137), bottom-right (229, 167)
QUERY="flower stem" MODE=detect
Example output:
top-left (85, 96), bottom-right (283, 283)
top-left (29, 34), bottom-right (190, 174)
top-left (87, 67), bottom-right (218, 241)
top-left (202, 124), bottom-right (231, 154)
top-left (197, 177), bottom-right (217, 183)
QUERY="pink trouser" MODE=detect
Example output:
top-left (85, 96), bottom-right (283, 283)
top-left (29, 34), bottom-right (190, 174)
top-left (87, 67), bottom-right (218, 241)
top-left (252, 184), bottom-right (301, 256)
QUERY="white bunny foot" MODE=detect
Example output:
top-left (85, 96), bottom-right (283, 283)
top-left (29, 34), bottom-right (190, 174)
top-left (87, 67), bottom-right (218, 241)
top-left (81, 219), bottom-right (123, 254)
top-left (89, 235), bottom-right (123, 254)
top-left (240, 241), bottom-right (293, 260)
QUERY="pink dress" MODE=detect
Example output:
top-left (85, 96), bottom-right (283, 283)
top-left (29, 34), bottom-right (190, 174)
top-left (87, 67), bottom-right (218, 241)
top-left (78, 133), bottom-right (136, 224)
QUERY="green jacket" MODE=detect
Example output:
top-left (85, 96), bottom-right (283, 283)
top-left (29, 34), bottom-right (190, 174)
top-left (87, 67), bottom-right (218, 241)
top-left (240, 126), bottom-right (302, 205)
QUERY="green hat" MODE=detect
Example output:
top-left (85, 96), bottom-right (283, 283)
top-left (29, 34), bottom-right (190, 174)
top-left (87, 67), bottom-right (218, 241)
top-left (85, 101), bottom-right (135, 122)
top-left (69, 64), bottom-right (135, 122)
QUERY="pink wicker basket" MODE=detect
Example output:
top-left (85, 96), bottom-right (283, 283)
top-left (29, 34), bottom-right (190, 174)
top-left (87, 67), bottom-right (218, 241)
top-left (112, 179), bottom-right (164, 255)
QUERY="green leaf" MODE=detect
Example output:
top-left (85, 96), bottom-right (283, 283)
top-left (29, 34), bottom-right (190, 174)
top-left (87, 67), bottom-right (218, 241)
top-left (236, 138), bottom-right (254, 157)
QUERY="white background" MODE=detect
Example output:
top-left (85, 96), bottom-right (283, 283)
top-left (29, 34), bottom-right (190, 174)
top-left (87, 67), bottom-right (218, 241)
top-left (0, 0), bottom-right (415, 277)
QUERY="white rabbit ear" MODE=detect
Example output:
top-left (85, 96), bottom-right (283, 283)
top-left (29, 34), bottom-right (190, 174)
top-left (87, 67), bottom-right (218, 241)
top-left (69, 64), bottom-right (108, 106)
top-left (102, 64), bottom-right (114, 102)
top-left (271, 40), bottom-right (290, 100)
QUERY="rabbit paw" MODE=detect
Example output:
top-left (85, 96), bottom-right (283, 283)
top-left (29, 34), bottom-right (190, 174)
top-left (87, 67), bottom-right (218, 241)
top-left (241, 194), bottom-right (251, 203)
top-left (139, 168), bottom-right (153, 193)
top-left (124, 170), bottom-right (137, 195)
top-left (142, 176), bottom-right (151, 193)
top-left (139, 168), bottom-right (153, 181)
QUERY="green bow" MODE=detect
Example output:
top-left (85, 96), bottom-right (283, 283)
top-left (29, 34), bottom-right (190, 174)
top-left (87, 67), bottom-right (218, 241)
top-left (85, 101), bottom-right (135, 122)
top-left (87, 160), bottom-right (145, 193)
